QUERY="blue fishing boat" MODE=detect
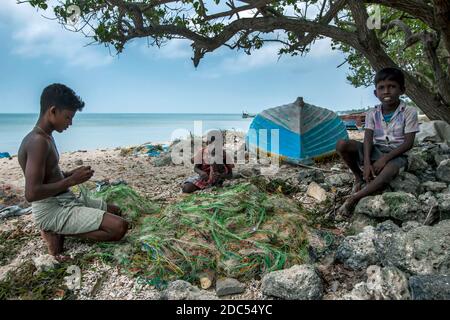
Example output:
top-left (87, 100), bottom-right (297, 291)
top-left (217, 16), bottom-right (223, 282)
top-left (247, 97), bottom-right (349, 164)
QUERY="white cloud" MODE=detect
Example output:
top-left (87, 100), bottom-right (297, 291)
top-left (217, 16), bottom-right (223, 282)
top-left (217, 37), bottom-right (337, 74)
top-left (141, 39), bottom-right (193, 60)
top-left (0, 0), bottom-right (113, 69)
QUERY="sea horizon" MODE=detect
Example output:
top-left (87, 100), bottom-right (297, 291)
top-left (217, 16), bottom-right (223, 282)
top-left (0, 113), bottom-right (252, 155)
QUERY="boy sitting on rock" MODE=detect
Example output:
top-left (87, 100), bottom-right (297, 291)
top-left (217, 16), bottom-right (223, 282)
top-left (335, 67), bottom-right (420, 219)
top-left (18, 84), bottom-right (128, 260)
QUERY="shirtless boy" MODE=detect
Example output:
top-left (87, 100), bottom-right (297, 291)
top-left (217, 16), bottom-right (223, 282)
top-left (18, 84), bottom-right (128, 260)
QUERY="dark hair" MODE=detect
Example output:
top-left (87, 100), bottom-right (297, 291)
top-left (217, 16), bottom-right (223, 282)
top-left (40, 83), bottom-right (85, 116)
top-left (374, 67), bottom-right (405, 90)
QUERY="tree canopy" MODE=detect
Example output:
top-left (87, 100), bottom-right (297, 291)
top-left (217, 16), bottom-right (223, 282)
top-left (22, 0), bottom-right (450, 122)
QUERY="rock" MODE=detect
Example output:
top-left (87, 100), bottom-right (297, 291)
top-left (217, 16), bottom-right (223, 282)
top-left (343, 282), bottom-right (371, 300)
top-left (406, 152), bottom-right (429, 173)
top-left (365, 265), bottom-right (410, 300)
top-left (344, 266), bottom-right (410, 300)
top-left (436, 159), bottom-right (450, 183)
top-left (389, 172), bottom-right (421, 195)
top-left (32, 254), bottom-right (58, 273)
top-left (374, 220), bottom-right (450, 275)
top-left (349, 213), bottom-right (379, 235)
top-left (306, 182), bottom-right (328, 203)
top-left (434, 154), bottom-right (450, 167)
top-left (355, 192), bottom-right (423, 222)
top-left (409, 275), bottom-right (450, 300)
top-left (421, 181), bottom-right (447, 192)
top-left (215, 278), bottom-right (246, 296)
top-left (75, 159), bottom-right (83, 166)
top-left (324, 173), bottom-right (354, 188)
top-left (161, 280), bottom-right (218, 300)
top-left (298, 169), bottom-right (325, 184)
top-left (335, 226), bottom-right (379, 270)
top-left (436, 193), bottom-right (450, 220)
top-left (261, 264), bottom-right (323, 300)
top-left (418, 193), bottom-right (439, 224)
top-left (401, 221), bottom-right (421, 232)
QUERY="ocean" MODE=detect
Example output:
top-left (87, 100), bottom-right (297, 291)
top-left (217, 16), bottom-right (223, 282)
top-left (0, 113), bottom-right (253, 155)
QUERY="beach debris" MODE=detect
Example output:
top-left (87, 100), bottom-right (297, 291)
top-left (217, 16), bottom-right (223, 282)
top-left (306, 182), bottom-right (328, 203)
top-left (0, 152), bottom-right (12, 159)
top-left (94, 179), bottom-right (127, 192)
top-left (0, 205), bottom-right (32, 220)
top-left (153, 153), bottom-right (172, 167)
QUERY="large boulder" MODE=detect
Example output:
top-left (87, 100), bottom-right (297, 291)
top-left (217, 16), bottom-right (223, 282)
top-left (335, 226), bottom-right (379, 270)
top-left (389, 172), bottom-right (421, 195)
top-left (409, 275), bottom-right (450, 300)
top-left (374, 220), bottom-right (450, 275)
top-left (355, 192), bottom-right (423, 222)
top-left (261, 264), bottom-right (323, 300)
top-left (436, 159), bottom-right (450, 183)
top-left (343, 265), bottom-right (410, 300)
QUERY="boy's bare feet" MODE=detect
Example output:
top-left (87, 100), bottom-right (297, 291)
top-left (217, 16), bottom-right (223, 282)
top-left (40, 230), bottom-right (65, 256)
top-left (335, 197), bottom-right (357, 221)
top-left (351, 178), bottom-right (364, 193)
top-left (107, 204), bottom-right (123, 217)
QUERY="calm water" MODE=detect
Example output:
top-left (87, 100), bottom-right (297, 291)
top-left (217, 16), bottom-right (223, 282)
top-left (0, 113), bottom-right (252, 155)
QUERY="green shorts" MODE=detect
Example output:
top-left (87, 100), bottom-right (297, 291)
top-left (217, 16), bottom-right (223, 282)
top-left (31, 190), bottom-right (107, 235)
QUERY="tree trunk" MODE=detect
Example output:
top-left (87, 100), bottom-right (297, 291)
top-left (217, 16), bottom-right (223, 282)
top-left (349, 0), bottom-right (450, 123)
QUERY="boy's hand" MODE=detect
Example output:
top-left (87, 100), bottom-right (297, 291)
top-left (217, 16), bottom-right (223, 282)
top-left (373, 157), bottom-right (388, 175)
top-left (363, 164), bottom-right (376, 183)
top-left (68, 166), bottom-right (94, 186)
top-left (199, 171), bottom-right (208, 180)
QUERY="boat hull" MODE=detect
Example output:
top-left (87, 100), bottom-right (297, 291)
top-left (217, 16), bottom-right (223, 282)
top-left (247, 101), bottom-right (349, 163)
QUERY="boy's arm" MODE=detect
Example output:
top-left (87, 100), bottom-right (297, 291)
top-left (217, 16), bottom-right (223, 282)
top-left (363, 129), bottom-right (376, 182)
top-left (373, 132), bottom-right (415, 173)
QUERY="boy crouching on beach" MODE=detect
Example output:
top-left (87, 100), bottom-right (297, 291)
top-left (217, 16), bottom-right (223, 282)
top-left (18, 84), bottom-right (128, 260)
top-left (335, 67), bottom-right (420, 219)
top-left (182, 131), bottom-right (234, 193)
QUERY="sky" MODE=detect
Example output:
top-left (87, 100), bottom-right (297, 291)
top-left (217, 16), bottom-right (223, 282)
top-left (0, 0), bottom-right (379, 114)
